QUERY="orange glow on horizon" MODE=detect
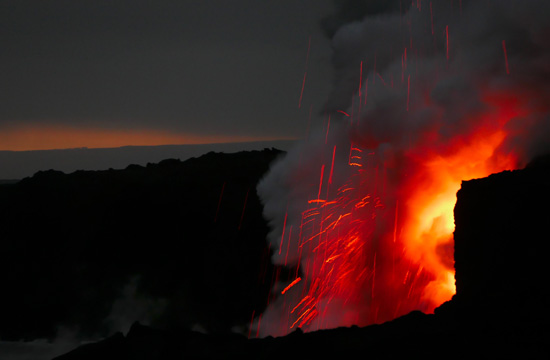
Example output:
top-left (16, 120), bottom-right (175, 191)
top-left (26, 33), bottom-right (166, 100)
top-left (0, 125), bottom-right (294, 151)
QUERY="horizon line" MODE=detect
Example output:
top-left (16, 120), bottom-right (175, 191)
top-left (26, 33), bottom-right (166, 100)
top-left (0, 138), bottom-right (298, 153)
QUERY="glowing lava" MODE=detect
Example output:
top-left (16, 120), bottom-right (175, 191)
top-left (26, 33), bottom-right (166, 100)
top-left (401, 127), bottom-right (518, 311)
top-left (255, 0), bottom-right (548, 338)
top-left (256, 97), bottom-right (521, 337)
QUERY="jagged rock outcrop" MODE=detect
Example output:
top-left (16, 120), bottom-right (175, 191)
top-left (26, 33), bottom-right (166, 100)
top-left (441, 156), bottom-right (550, 333)
top-left (0, 149), bottom-right (285, 341)
top-left (3, 150), bottom-right (549, 358)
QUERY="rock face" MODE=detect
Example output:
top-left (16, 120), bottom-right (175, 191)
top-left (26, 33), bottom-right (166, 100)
top-left (9, 153), bottom-right (550, 358)
top-left (0, 149), bottom-right (286, 341)
top-left (450, 157), bottom-right (550, 331)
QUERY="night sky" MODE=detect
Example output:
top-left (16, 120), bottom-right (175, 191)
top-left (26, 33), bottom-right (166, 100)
top-left (0, 0), bottom-right (333, 151)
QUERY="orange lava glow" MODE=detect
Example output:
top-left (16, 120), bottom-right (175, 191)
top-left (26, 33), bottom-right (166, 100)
top-left (0, 125), bottom-right (292, 151)
top-left (398, 92), bottom-right (523, 310)
top-left (401, 128), bottom-right (517, 311)
top-left (263, 95), bottom-right (521, 336)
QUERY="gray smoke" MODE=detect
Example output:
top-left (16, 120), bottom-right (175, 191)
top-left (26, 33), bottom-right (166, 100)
top-left (261, 0), bottom-right (550, 270)
top-left (257, 0), bottom-right (550, 336)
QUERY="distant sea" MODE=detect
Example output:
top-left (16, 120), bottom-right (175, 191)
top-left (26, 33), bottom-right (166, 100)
top-left (0, 140), bottom-right (295, 180)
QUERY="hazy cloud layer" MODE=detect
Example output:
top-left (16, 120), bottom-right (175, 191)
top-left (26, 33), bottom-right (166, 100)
top-left (0, 0), bottom-right (332, 141)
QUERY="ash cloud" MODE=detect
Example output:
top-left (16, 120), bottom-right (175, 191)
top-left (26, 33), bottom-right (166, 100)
top-left (257, 0), bottom-right (550, 335)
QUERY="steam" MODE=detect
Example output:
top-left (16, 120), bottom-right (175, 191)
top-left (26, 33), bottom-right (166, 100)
top-left (0, 277), bottom-right (168, 360)
top-left (0, 329), bottom-right (79, 360)
top-left (104, 276), bottom-right (168, 335)
top-left (257, 0), bottom-right (550, 336)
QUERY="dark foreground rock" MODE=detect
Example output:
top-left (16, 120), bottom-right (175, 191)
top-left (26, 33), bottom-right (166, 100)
top-left (54, 311), bottom-right (546, 360)
top-left (53, 158), bottom-right (550, 359)
top-left (0, 149), bottom-right (287, 341)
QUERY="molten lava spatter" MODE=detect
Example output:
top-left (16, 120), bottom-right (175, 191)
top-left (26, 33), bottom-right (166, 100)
top-left (255, 0), bottom-right (550, 337)
top-left (263, 120), bottom-right (517, 336)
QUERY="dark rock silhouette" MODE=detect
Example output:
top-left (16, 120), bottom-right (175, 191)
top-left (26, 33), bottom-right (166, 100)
top-left (53, 155), bottom-right (550, 359)
top-left (0, 149), bottom-right (287, 341)
top-left (436, 153), bottom-right (550, 342)
top-left (3, 150), bottom-right (550, 358)
top-left (0, 140), bottom-right (296, 179)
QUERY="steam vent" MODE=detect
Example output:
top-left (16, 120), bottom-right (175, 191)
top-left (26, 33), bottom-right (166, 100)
top-left (50, 153), bottom-right (549, 359)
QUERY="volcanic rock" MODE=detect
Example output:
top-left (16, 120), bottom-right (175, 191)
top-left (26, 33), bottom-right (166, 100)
top-left (440, 156), bottom-right (550, 335)
top-left (0, 149), bottom-right (285, 341)
top-left (3, 151), bottom-right (550, 358)
top-left (50, 156), bottom-right (550, 359)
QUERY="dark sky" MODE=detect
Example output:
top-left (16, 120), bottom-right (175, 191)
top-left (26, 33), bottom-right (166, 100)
top-left (0, 0), bottom-right (333, 150)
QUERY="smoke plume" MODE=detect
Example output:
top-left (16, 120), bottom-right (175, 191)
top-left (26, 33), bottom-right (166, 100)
top-left (256, 0), bottom-right (550, 337)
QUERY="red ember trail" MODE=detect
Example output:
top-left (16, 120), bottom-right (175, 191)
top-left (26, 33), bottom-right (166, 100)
top-left (298, 36), bottom-right (311, 109)
top-left (502, 40), bottom-right (510, 75)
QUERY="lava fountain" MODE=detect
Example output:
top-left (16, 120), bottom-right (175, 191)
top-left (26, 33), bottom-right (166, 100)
top-left (255, 0), bottom-right (550, 337)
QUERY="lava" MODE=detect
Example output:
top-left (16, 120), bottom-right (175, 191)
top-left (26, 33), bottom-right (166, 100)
top-left (400, 125), bottom-right (518, 311)
top-left (260, 113), bottom-right (518, 336)
top-left (255, 0), bottom-right (550, 338)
